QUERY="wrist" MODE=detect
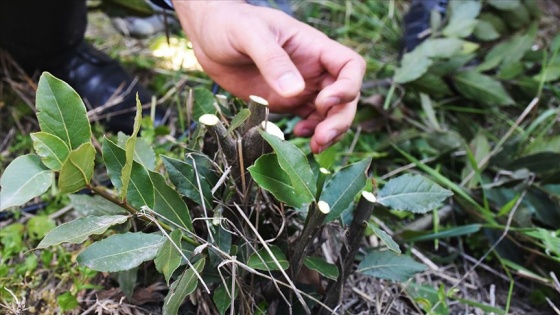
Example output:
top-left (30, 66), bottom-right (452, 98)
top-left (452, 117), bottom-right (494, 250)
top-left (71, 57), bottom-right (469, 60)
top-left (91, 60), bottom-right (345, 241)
top-left (172, 0), bottom-right (245, 40)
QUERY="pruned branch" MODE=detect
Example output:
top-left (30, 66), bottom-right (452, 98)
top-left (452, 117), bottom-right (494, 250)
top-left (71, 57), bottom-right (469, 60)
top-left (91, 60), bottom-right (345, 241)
top-left (318, 192), bottom-right (375, 314)
top-left (243, 95), bottom-right (269, 134)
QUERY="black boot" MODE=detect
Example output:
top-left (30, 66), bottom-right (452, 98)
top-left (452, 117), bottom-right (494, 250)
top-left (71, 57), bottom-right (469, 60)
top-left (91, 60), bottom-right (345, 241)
top-left (403, 0), bottom-right (449, 52)
top-left (0, 0), bottom-right (165, 135)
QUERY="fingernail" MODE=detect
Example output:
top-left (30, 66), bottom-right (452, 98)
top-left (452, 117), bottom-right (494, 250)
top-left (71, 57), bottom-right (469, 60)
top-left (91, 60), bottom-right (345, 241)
top-left (323, 96), bottom-right (341, 108)
top-left (277, 72), bottom-right (304, 96)
top-left (299, 128), bottom-right (313, 137)
top-left (326, 130), bottom-right (339, 143)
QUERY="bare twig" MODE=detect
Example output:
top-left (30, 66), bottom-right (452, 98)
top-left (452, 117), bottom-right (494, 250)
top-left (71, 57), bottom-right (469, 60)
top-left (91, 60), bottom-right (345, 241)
top-left (200, 114), bottom-right (239, 183)
top-left (319, 192), bottom-right (375, 314)
top-left (290, 201), bottom-right (329, 281)
top-left (234, 203), bottom-right (311, 314)
top-left (140, 208), bottom-right (211, 294)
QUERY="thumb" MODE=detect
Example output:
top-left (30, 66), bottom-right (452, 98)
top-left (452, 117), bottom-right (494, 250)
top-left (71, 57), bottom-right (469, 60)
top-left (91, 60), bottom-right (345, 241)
top-left (239, 26), bottom-right (305, 97)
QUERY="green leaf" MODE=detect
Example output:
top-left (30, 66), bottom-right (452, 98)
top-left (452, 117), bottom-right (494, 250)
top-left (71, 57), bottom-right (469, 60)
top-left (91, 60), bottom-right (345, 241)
top-left (502, 26), bottom-right (537, 66)
top-left (477, 42), bottom-right (510, 71)
top-left (69, 194), bottom-right (128, 216)
top-left (58, 142), bottom-right (96, 193)
top-left (357, 251), bottom-right (427, 282)
top-left (479, 28), bottom-right (536, 71)
top-left (420, 93), bottom-right (441, 131)
top-left (404, 224), bottom-right (482, 242)
top-left (209, 224), bottom-right (232, 266)
top-left (117, 267), bottom-right (138, 300)
top-left (260, 131), bottom-right (316, 205)
top-left (462, 132), bottom-right (491, 188)
top-left (525, 187), bottom-right (560, 228)
top-left (192, 87), bottom-right (217, 121)
top-left (410, 73), bottom-right (453, 96)
top-left (497, 62), bottom-right (524, 80)
top-left (149, 171), bottom-right (194, 231)
top-left (103, 137), bottom-right (155, 209)
top-left (36, 72), bottom-right (91, 150)
top-left (249, 154), bottom-right (308, 208)
top-left (452, 297), bottom-right (505, 315)
top-left (406, 283), bottom-right (450, 315)
top-left (155, 229), bottom-right (183, 285)
top-left (186, 152), bottom-right (220, 184)
top-left (37, 215), bottom-right (129, 248)
top-left (0, 155), bottom-right (53, 211)
top-left (27, 215), bottom-right (56, 240)
top-left (227, 108), bottom-right (251, 135)
top-left (303, 257), bottom-right (339, 280)
top-left (370, 225), bottom-right (401, 254)
top-left (525, 134), bottom-right (560, 155)
top-left (474, 20), bottom-right (501, 41)
top-left (453, 71), bottom-right (514, 106)
top-left (479, 12), bottom-right (507, 35)
top-left (57, 292), bottom-right (79, 312)
top-left (418, 38), bottom-right (465, 58)
top-left (448, 0), bottom-right (481, 21)
top-left (120, 96), bottom-right (143, 200)
top-left (163, 258), bottom-right (205, 315)
top-left (534, 65), bottom-right (560, 82)
top-left (213, 280), bottom-right (238, 315)
top-left (506, 152), bottom-right (560, 175)
top-left (247, 245), bottom-right (289, 271)
top-left (394, 50), bottom-right (433, 84)
top-left (443, 19), bottom-right (479, 38)
top-left (162, 155), bottom-right (213, 209)
top-left (315, 145), bottom-right (338, 170)
top-left (323, 158), bottom-right (371, 222)
top-left (30, 132), bottom-right (70, 171)
top-left (443, 0), bottom-right (481, 38)
top-left (525, 228), bottom-right (560, 258)
top-left (108, 0), bottom-right (154, 15)
top-left (488, 0), bottom-right (521, 10)
top-left (117, 132), bottom-right (156, 170)
top-left (377, 174), bottom-right (453, 213)
top-left (77, 232), bottom-right (164, 272)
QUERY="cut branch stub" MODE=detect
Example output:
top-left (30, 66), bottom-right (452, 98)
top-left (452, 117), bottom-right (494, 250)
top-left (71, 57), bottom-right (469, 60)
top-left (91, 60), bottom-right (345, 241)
top-left (317, 201), bottom-right (331, 214)
top-left (318, 191), bottom-right (376, 314)
top-left (199, 113), bottom-right (238, 171)
top-left (243, 95), bottom-right (269, 134)
top-left (241, 119), bottom-right (285, 169)
top-left (260, 121), bottom-right (284, 140)
top-left (215, 94), bottom-right (229, 108)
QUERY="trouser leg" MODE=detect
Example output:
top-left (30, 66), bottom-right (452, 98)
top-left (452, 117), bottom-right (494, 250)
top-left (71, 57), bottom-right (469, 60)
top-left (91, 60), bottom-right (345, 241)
top-left (0, 0), bottom-right (87, 74)
top-left (403, 0), bottom-right (449, 52)
top-left (0, 0), bottom-right (166, 133)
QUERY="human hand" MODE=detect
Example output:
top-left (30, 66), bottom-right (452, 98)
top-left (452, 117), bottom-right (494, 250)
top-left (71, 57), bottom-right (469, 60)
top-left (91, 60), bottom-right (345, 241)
top-left (173, 1), bottom-right (365, 153)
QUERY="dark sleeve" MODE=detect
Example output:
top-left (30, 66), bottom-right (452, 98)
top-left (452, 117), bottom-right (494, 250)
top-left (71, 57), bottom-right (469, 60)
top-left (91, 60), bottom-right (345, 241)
top-left (149, 0), bottom-right (293, 15)
top-left (149, 0), bottom-right (173, 10)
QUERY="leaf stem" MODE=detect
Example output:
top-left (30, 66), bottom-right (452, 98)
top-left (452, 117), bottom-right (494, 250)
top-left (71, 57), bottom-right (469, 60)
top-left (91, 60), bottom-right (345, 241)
top-left (87, 184), bottom-right (136, 215)
top-left (87, 184), bottom-right (199, 246)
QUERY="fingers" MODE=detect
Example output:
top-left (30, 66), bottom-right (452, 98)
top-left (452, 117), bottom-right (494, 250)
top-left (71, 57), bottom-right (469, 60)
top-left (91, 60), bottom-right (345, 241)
top-left (294, 95), bottom-right (359, 154)
top-left (315, 44), bottom-right (366, 117)
top-left (234, 16), bottom-right (306, 98)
